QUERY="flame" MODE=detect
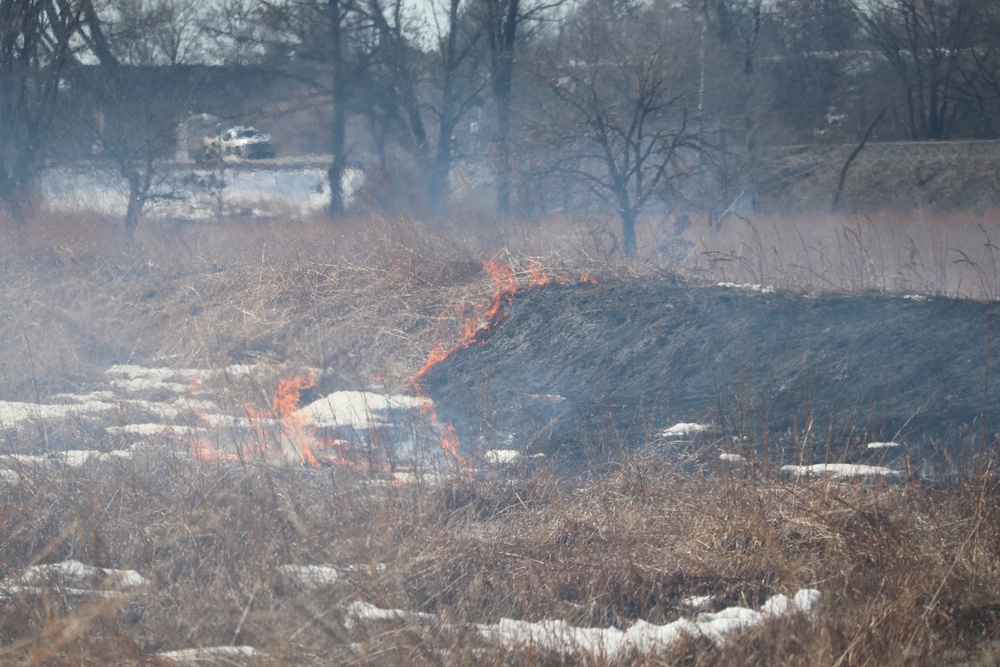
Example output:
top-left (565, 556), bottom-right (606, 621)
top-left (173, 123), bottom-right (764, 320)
top-left (275, 373), bottom-right (320, 466)
top-left (246, 372), bottom-right (319, 466)
top-left (410, 261), bottom-right (596, 464)
top-left (412, 260), bottom-right (597, 385)
top-left (187, 436), bottom-right (238, 462)
top-left (420, 401), bottom-right (465, 466)
top-left (273, 373), bottom-right (316, 418)
top-left (174, 371), bottom-right (413, 477)
top-left (179, 376), bottom-right (240, 462)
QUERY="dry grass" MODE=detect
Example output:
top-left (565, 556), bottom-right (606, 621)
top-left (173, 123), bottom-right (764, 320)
top-left (656, 208), bottom-right (1000, 299)
top-left (1, 447), bottom-right (1000, 665)
top-left (0, 205), bottom-right (999, 664)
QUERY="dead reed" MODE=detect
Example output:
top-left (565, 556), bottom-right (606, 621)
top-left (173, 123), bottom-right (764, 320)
top-left (0, 205), bottom-right (997, 664)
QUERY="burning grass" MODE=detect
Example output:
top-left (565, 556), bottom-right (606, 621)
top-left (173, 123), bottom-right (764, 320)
top-left (411, 258), bottom-right (598, 387)
top-left (1, 206), bottom-right (1000, 663)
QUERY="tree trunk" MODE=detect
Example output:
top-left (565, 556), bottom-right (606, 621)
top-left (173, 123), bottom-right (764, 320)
top-left (619, 191), bottom-right (637, 256)
top-left (431, 0), bottom-right (462, 211)
top-left (432, 130), bottom-right (454, 212)
top-left (622, 209), bottom-right (637, 257)
top-left (125, 171), bottom-right (142, 237)
top-left (495, 82), bottom-right (512, 214)
top-left (125, 199), bottom-right (141, 237)
top-left (328, 0), bottom-right (347, 217)
top-left (487, 0), bottom-right (519, 216)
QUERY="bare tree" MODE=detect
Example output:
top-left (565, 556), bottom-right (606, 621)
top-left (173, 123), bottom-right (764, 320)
top-left (696, 0), bottom-right (768, 213)
top-left (254, 0), bottom-right (367, 217)
top-left (200, 0), bottom-right (269, 65)
top-left (477, 0), bottom-right (564, 214)
top-left (426, 0), bottom-right (486, 210)
top-left (357, 0), bottom-right (490, 211)
top-left (85, 67), bottom-right (188, 235)
top-left (962, 3), bottom-right (1000, 136)
top-left (327, 0), bottom-right (350, 215)
top-left (852, 0), bottom-right (978, 140)
top-left (766, 0), bottom-right (856, 142)
top-left (355, 0), bottom-right (431, 180)
top-left (105, 0), bottom-right (209, 65)
top-left (534, 0), bottom-right (703, 255)
top-left (0, 0), bottom-right (90, 214)
top-left (59, 0), bottom-right (203, 234)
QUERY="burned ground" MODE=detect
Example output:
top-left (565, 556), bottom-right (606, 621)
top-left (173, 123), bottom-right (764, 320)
top-left (422, 281), bottom-right (1000, 465)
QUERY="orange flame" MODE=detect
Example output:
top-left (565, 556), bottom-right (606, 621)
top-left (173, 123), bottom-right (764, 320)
top-left (412, 260), bottom-right (597, 385)
top-left (421, 401), bottom-right (466, 466)
top-left (247, 372), bottom-right (319, 466)
top-left (187, 436), bottom-right (238, 462)
top-left (274, 373), bottom-right (316, 418)
top-left (180, 377), bottom-right (240, 462)
top-left (177, 372), bottom-right (412, 476)
top-left (410, 261), bottom-right (596, 464)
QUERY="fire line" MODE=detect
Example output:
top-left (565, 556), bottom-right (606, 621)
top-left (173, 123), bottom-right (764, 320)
top-left (411, 260), bottom-right (597, 386)
top-left (410, 261), bottom-right (597, 466)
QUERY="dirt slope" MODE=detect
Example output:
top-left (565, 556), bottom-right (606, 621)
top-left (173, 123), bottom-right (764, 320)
top-left (422, 282), bottom-right (1000, 463)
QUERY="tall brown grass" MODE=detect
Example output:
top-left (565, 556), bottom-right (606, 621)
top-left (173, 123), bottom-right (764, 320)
top-left (1, 443), bottom-right (999, 665)
top-left (0, 204), bottom-right (998, 664)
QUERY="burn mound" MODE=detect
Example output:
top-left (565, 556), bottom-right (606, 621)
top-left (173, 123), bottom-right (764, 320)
top-left (420, 281), bottom-right (1000, 461)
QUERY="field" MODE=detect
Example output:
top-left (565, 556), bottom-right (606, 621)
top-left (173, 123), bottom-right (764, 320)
top-left (1, 204), bottom-right (1000, 665)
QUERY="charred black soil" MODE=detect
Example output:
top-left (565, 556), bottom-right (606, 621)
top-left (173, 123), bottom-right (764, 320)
top-left (422, 281), bottom-right (1000, 464)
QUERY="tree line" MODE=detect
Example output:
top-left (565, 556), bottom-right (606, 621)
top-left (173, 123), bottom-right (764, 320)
top-left (4, 0), bottom-right (1000, 251)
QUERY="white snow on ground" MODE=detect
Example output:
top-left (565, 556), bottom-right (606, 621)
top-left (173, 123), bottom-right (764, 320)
top-left (716, 282), bottom-right (776, 294)
top-left (484, 449), bottom-right (521, 464)
top-left (0, 364), bottom-right (437, 473)
top-left (106, 423), bottom-right (169, 436)
top-left (780, 463), bottom-right (903, 480)
top-left (682, 595), bottom-right (715, 608)
top-left (0, 448), bottom-right (135, 469)
top-left (719, 453), bottom-right (746, 463)
top-left (344, 600), bottom-right (435, 629)
top-left (156, 646), bottom-right (265, 664)
top-left (106, 364), bottom-right (205, 382)
top-left (42, 165), bottom-right (364, 221)
top-left (279, 563), bottom-right (387, 589)
top-left (57, 449), bottom-right (135, 465)
top-left (109, 377), bottom-right (191, 395)
top-left (0, 399), bottom-right (119, 427)
top-left (660, 422), bottom-right (711, 437)
top-left (345, 589), bottom-right (821, 659)
top-left (298, 391), bottom-right (426, 429)
top-left (866, 441), bottom-right (903, 450)
top-left (278, 564), bottom-right (343, 587)
top-left (0, 560), bottom-right (147, 599)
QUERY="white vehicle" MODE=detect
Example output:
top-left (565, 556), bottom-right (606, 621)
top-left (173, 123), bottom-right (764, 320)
top-left (204, 126), bottom-right (275, 160)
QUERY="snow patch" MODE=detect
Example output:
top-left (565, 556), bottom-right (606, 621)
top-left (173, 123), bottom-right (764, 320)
top-left (1, 560), bottom-right (147, 599)
top-left (344, 600), bottom-right (434, 629)
top-left (0, 399), bottom-right (119, 427)
top-left (346, 589), bottom-right (821, 659)
top-left (484, 449), bottom-right (521, 465)
top-left (682, 594), bottom-right (714, 608)
top-left (866, 441), bottom-right (903, 450)
top-left (278, 564), bottom-right (342, 587)
top-left (660, 422), bottom-right (711, 437)
top-left (156, 646), bottom-right (264, 664)
top-left (106, 423), bottom-right (170, 436)
top-left (717, 282), bottom-right (775, 294)
top-left (299, 391), bottom-right (426, 429)
top-left (781, 463), bottom-right (903, 480)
